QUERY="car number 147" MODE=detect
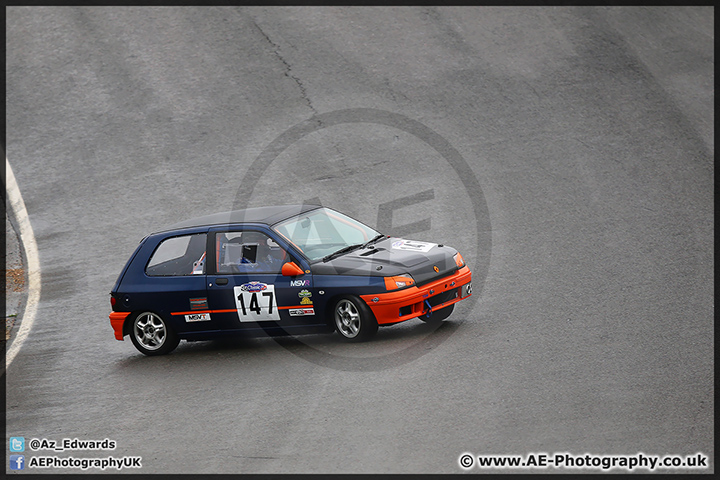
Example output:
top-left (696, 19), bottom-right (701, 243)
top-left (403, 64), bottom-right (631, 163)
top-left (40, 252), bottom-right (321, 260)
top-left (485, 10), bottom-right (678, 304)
top-left (233, 284), bottom-right (280, 322)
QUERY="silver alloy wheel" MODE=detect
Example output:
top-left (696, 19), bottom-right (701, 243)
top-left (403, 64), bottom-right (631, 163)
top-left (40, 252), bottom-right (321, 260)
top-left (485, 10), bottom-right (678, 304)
top-left (335, 299), bottom-right (361, 338)
top-left (133, 312), bottom-right (167, 350)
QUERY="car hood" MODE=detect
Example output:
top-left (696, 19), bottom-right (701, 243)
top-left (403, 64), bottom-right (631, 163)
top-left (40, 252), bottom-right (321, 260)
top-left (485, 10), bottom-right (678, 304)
top-left (310, 237), bottom-right (460, 284)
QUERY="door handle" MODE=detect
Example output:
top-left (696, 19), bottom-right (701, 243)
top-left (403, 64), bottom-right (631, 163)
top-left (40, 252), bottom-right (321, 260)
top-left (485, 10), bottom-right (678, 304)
top-left (216, 278), bottom-right (228, 285)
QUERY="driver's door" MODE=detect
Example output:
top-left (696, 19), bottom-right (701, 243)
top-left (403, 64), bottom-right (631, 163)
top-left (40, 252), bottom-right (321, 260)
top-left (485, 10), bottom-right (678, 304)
top-left (205, 227), bottom-right (318, 334)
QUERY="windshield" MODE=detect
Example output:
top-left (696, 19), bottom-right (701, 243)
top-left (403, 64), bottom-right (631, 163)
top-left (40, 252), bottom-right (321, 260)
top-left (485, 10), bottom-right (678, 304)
top-left (272, 208), bottom-right (381, 262)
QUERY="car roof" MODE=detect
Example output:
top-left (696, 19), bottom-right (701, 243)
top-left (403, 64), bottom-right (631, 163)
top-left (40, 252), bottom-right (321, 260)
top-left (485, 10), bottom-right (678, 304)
top-left (158, 204), bottom-right (322, 233)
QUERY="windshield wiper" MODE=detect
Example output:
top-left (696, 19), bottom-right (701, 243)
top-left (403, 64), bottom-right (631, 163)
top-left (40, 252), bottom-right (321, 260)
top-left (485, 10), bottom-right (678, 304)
top-left (322, 244), bottom-right (364, 262)
top-left (362, 234), bottom-right (385, 248)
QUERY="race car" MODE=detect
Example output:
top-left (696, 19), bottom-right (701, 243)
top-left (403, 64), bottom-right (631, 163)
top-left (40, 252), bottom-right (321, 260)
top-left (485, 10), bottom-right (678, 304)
top-left (109, 205), bottom-right (472, 355)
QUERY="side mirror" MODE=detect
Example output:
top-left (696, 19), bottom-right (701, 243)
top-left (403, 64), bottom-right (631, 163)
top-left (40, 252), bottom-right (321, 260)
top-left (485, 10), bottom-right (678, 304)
top-left (281, 262), bottom-right (305, 277)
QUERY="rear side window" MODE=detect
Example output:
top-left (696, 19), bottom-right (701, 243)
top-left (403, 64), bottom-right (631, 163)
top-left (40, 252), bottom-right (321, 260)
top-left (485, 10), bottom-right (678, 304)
top-left (146, 234), bottom-right (207, 276)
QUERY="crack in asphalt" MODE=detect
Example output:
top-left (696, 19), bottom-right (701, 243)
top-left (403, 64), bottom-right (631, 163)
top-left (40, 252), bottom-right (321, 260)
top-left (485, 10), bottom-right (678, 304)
top-left (249, 17), bottom-right (318, 117)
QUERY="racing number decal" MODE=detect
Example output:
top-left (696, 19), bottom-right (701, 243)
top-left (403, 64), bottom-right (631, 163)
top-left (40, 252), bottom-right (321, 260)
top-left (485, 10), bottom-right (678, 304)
top-left (234, 282), bottom-right (280, 322)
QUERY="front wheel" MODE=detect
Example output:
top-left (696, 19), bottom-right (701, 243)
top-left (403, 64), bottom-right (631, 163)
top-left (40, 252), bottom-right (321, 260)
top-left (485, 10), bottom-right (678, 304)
top-left (129, 311), bottom-right (180, 356)
top-left (333, 296), bottom-right (378, 342)
top-left (418, 303), bottom-right (454, 325)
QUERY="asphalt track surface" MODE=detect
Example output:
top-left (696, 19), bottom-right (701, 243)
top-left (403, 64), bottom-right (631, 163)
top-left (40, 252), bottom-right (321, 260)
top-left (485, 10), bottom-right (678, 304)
top-left (5, 6), bottom-right (713, 474)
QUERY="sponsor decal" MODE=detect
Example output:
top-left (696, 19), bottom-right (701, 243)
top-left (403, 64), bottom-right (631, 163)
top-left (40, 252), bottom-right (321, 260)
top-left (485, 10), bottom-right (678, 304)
top-left (185, 313), bottom-right (211, 322)
top-left (289, 308), bottom-right (315, 316)
top-left (298, 289), bottom-right (312, 298)
top-left (239, 281), bottom-right (268, 292)
top-left (189, 297), bottom-right (209, 310)
top-left (290, 279), bottom-right (310, 287)
top-left (391, 239), bottom-right (436, 252)
top-left (300, 297), bottom-right (313, 305)
top-left (433, 265), bottom-right (440, 273)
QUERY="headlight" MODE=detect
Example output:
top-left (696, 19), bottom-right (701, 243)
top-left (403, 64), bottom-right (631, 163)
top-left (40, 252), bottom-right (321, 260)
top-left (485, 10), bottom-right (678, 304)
top-left (384, 273), bottom-right (415, 291)
top-left (453, 253), bottom-right (466, 268)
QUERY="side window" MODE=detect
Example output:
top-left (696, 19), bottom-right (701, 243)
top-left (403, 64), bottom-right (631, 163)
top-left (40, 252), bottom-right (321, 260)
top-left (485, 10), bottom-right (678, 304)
top-left (146, 233), bottom-right (207, 276)
top-left (216, 231), bottom-right (287, 274)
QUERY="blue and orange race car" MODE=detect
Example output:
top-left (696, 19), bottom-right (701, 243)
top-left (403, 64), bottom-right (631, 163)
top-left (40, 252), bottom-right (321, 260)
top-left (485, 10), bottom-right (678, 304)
top-left (109, 205), bottom-right (472, 355)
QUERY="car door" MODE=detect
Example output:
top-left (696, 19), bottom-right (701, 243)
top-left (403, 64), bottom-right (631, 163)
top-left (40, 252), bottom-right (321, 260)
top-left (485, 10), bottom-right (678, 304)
top-left (205, 226), bottom-right (319, 334)
top-left (140, 231), bottom-right (213, 335)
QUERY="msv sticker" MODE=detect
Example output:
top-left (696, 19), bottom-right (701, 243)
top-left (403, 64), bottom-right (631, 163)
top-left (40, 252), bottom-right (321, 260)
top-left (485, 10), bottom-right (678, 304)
top-left (391, 239), bottom-right (436, 252)
top-left (185, 313), bottom-right (211, 322)
top-left (290, 279), bottom-right (310, 287)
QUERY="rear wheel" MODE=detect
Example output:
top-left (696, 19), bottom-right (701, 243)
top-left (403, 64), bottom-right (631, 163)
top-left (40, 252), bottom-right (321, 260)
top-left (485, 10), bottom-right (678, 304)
top-left (418, 303), bottom-right (455, 325)
top-left (333, 296), bottom-right (378, 342)
top-left (130, 311), bottom-right (180, 356)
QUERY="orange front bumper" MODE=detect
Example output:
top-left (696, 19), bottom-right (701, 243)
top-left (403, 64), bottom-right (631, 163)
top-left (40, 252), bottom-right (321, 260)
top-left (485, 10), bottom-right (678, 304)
top-left (109, 312), bottom-right (131, 341)
top-left (361, 266), bottom-right (472, 325)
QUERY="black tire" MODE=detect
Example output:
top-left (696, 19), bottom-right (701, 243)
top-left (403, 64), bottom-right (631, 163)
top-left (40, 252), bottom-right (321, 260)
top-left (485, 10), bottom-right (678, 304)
top-left (129, 311), bottom-right (180, 356)
top-left (333, 295), bottom-right (378, 342)
top-left (418, 303), bottom-right (454, 325)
